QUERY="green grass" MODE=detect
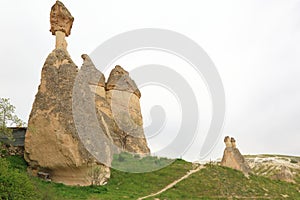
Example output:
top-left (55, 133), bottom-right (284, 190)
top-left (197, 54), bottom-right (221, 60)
top-left (111, 152), bottom-right (175, 173)
top-left (155, 165), bottom-right (300, 200)
top-left (91, 158), bottom-right (191, 199)
top-left (2, 156), bottom-right (300, 200)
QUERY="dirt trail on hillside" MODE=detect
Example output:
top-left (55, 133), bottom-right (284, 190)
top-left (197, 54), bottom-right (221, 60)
top-left (137, 165), bottom-right (205, 200)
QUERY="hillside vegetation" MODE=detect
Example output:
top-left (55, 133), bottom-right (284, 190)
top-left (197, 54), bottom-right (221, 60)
top-left (1, 155), bottom-right (299, 200)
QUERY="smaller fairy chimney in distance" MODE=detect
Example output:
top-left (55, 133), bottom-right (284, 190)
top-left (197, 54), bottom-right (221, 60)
top-left (221, 136), bottom-right (251, 175)
top-left (50, 1), bottom-right (74, 49)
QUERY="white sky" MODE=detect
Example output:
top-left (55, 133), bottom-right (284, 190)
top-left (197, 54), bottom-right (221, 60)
top-left (0, 0), bottom-right (299, 161)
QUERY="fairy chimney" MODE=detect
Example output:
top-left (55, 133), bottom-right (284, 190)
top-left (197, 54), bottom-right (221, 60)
top-left (25, 1), bottom-right (110, 186)
top-left (25, 1), bottom-right (150, 186)
top-left (221, 136), bottom-right (251, 174)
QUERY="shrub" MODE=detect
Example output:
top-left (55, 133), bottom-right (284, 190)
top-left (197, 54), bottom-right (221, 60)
top-left (0, 158), bottom-right (41, 200)
top-left (290, 159), bottom-right (298, 164)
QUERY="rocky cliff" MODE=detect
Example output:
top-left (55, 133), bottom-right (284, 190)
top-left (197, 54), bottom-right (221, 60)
top-left (24, 1), bottom-right (149, 186)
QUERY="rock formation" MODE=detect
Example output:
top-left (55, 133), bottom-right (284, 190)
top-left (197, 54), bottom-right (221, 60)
top-left (106, 66), bottom-right (149, 154)
top-left (50, 1), bottom-right (74, 49)
top-left (74, 57), bottom-right (149, 155)
top-left (24, 1), bottom-right (149, 186)
top-left (221, 136), bottom-right (251, 174)
top-left (275, 166), bottom-right (295, 183)
top-left (24, 47), bottom-right (110, 186)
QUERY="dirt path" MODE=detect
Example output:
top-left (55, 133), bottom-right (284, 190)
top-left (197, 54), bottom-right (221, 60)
top-left (137, 165), bottom-right (205, 200)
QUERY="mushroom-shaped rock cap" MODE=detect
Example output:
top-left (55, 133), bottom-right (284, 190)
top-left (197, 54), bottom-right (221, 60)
top-left (80, 54), bottom-right (105, 87)
top-left (50, 1), bottom-right (74, 36)
top-left (106, 65), bottom-right (141, 98)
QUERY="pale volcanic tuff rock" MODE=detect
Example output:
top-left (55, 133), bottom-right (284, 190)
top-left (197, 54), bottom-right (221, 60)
top-left (25, 1), bottom-right (110, 186)
top-left (50, 1), bottom-right (74, 49)
top-left (72, 54), bottom-right (114, 168)
top-left (106, 66), bottom-right (150, 154)
top-left (106, 65), bottom-right (141, 98)
top-left (78, 56), bottom-right (150, 154)
top-left (221, 136), bottom-right (251, 175)
top-left (77, 56), bottom-right (124, 153)
top-left (50, 1), bottom-right (74, 37)
top-left (25, 52), bottom-right (149, 185)
top-left (25, 0), bottom-right (149, 186)
top-left (24, 49), bottom-right (110, 186)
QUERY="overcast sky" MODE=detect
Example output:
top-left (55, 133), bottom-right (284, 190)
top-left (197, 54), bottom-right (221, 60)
top-left (0, 0), bottom-right (299, 161)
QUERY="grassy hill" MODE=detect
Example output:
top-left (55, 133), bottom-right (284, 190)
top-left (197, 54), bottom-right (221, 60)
top-left (1, 155), bottom-right (300, 200)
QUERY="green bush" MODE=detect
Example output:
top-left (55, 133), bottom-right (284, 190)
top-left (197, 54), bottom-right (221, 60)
top-left (0, 158), bottom-right (41, 200)
top-left (290, 159), bottom-right (298, 164)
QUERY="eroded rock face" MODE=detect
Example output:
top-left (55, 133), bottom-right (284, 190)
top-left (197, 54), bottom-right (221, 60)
top-left (106, 65), bottom-right (141, 98)
top-left (50, 1), bottom-right (74, 49)
top-left (25, 53), bottom-right (149, 185)
top-left (25, 1), bottom-right (149, 186)
top-left (50, 1), bottom-right (74, 37)
top-left (221, 136), bottom-right (251, 174)
top-left (106, 66), bottom-right (150, 154)
top-left (73, 54), bottom-right (115, 167)
top-left (24, 49), bottom-right (110, 186)
top-left (76, 58), bottom-right (150, 155)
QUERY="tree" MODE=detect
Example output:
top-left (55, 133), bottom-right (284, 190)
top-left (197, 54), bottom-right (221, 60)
top-left (0, 98), bottom-right (25, 138)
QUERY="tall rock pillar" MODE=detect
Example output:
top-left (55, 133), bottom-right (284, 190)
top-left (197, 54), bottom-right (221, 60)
top-left (24, 1), bottom-right (110, 186)
top-left (106, 66), bottom-right (150, 154)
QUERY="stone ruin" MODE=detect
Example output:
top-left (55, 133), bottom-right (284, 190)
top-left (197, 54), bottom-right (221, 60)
top-left (24, 1), bottom-right (149, 186)
top-left (221, 136), bottom-right (251, 175)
